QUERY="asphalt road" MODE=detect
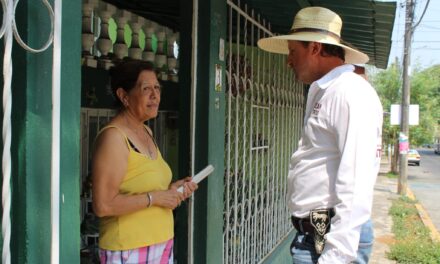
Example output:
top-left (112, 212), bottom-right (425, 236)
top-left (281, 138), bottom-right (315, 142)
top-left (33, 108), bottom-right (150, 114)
top-left (408, 148), bottom-right (440, 231)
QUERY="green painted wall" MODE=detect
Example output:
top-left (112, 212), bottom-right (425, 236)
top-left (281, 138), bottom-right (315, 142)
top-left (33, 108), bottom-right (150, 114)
top-left (10, 83), bottom-right (27, 262)
top-left (6, 1), bottom-right (81, 263)
top-left (1, 1), bottom-right (290, 263)
top-left (8, 5), bottom-right (29, 263)
top-left (60, 1), bottom-right (82, 263)
top-left (261, 231), bottom-right (295, 264)
top-left (193, 0), bottom-right (227, 263)
top-left (12, 2), bottom-right (54, 262)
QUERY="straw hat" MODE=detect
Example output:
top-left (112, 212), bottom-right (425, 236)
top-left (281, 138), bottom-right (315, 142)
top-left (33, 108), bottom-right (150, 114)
top-left (257, 7), bottom-right (369, 64)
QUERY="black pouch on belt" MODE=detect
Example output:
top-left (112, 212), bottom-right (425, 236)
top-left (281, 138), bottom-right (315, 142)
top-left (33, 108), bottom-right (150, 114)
top-left (309, 208), bottom-right (334, 254)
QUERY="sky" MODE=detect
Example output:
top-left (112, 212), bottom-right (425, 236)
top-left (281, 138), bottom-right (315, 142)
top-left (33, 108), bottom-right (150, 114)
top-left (388, 0), bottom-right (440, 70)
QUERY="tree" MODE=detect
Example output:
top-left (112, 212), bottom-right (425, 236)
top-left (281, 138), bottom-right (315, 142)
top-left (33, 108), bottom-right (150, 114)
top-left (371, 61), bottom-right (440, 172)
top-left (370, 60), bottom-right (402, 172)
top-left (409, 65), bottom-right (440, 145)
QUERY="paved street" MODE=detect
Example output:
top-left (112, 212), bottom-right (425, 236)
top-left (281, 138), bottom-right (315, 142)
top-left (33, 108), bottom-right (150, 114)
top-left (408, 148), bottom-right (440, 231)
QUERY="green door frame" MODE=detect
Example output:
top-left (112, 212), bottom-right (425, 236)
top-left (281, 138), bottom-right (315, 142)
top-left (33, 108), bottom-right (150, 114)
top-left (7, 1), bottom-right (81, 263)
top-left (192, 0), bottom-right (227, 263)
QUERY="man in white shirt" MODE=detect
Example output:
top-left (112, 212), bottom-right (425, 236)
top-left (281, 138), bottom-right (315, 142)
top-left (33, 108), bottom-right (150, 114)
top-left (258, 7), bottom-right (383, 264)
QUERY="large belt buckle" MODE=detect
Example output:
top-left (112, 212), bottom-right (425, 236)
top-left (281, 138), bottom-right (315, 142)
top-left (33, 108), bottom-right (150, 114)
top-left (310, 209), bottom-right (331, 254)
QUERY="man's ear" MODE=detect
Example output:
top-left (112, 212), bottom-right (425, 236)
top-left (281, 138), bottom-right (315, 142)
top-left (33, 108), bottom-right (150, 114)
top-left (310, 42), bottom-right (322, 56)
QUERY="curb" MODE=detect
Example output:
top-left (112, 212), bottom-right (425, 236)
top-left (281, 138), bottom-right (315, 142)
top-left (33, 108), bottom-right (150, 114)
top-left (406, 187), bottom-right (440, 242)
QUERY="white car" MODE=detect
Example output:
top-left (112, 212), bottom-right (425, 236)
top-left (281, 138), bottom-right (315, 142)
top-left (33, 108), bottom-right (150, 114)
top-left (407, 149), bottom-right (421, 166)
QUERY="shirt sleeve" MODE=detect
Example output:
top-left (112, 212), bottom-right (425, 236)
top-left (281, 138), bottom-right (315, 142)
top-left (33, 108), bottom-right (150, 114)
top-left (318, 81), bottom-right (382, 263)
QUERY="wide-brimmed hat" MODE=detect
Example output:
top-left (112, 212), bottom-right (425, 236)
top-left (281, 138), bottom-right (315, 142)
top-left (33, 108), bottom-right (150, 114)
top-left (257, 7), bottom-right (369, 64)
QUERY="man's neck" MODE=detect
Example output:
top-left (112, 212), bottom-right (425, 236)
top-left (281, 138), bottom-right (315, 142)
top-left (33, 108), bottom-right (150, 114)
top-left (315, 57), bottom-right (345, 81)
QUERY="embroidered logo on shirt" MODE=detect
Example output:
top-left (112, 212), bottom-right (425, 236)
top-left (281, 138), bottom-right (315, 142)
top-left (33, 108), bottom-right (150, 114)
top-left (312, 103), bottom-right (322, 115)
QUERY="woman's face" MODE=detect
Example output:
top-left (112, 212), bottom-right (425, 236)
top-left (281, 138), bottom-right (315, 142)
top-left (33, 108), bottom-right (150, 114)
top-left (125, 70), bottom-right (161, 121)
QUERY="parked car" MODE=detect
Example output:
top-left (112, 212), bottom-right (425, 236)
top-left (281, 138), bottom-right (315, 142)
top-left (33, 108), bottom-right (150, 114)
top-left (407, 149), bottom-right (421, 166)
top-left (435, 143), bottom-right (440, 155)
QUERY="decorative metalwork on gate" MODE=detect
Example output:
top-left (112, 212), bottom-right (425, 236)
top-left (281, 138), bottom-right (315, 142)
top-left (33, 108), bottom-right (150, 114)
top-left (223, 1), bottom-right (305, 263)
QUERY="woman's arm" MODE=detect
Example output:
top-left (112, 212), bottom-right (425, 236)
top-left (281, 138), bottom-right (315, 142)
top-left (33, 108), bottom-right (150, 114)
top-left (92, 128), bottom-right (184, 217)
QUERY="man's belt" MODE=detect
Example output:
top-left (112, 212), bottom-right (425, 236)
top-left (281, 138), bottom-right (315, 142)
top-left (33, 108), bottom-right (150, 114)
top-left (291, 208), bottom-right (335, 254)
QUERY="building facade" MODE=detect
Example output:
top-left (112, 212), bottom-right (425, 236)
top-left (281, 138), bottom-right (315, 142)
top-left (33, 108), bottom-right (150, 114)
top-left (1, 0), bottom-right (395, 263)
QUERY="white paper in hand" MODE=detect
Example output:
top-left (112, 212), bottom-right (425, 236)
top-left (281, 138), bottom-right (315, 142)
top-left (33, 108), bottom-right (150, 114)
top-left (177, 165), bottom-right (214, 193)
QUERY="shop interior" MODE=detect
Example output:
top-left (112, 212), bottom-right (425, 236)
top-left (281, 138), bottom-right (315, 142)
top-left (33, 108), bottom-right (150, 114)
top-left (80, 0), bottom-right (187, 262)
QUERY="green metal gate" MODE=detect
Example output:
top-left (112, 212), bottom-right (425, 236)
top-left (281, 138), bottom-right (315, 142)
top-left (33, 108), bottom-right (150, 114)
top-left (223, 1), bottom-right (306, 263)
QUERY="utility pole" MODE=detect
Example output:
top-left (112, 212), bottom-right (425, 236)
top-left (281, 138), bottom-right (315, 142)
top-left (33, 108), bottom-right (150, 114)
top-left (398, 0), bottom-right (414, 195)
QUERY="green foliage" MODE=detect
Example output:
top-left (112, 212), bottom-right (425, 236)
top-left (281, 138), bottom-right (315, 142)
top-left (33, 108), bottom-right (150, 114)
top-left (388, 241), bottom-right (440, 264)
top-left (371, 61), bottom-right (440, 147)
top-left (385, 171), bottom-right (398, 178)
top-left (370, 61), bottom-right (402, 147)
top-left (388, 196), bottom-right (440, 263)
top-left (409, 65), bottom-right (440, 145)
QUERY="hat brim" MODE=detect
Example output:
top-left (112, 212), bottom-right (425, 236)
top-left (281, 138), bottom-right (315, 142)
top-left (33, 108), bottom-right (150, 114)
top-left (257, 32), bottom-right (369, 65)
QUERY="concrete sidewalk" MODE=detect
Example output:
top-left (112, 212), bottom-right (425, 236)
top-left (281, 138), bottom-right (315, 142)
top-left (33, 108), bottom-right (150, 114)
top-left (370, 160), bottom-right (398, 263)
top-left (370, 157), bottom-right (440, 263)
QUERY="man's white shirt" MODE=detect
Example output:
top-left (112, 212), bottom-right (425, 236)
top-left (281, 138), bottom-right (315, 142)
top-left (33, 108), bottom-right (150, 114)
top-left (287, 64), bottom-right (383, 263)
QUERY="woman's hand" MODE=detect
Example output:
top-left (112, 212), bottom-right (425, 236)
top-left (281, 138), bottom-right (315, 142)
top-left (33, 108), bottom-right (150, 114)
top-left (170, 177), bottom-right (198, 200)
top-left (149, 189), bottom-right (185, 210)
top-left (145, 177), bottom-right (198, 210)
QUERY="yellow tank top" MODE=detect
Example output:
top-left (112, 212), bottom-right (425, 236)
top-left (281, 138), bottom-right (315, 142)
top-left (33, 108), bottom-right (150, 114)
top-left (98, 126), bottom-right (174, 250)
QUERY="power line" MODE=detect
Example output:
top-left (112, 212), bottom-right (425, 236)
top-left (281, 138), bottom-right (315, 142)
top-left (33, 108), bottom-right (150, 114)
top-left (419, 24), bottom-right (440, 30)
top-left (397, 21), bottom-right (440, 24)
top-left (395, 24), bottom-right (440, 31)
top-left (393, 45), bottom-right (440, 49)
top-left (413, 0), bottom-right (430, 29)
top-left (410, 30), bottom-right (440, 32)
top-left (393, 40), bottom-right (440, 43)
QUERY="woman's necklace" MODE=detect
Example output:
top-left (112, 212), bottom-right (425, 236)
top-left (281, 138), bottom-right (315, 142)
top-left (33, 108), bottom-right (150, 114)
top-left (125, 114), bottom-right (155, 158)
top-left (145, 132), bottom-right (155, 158)
top-left (141, 129), bottom-right (155, 158)
top-left (134, 127), bottom-right (155, 158)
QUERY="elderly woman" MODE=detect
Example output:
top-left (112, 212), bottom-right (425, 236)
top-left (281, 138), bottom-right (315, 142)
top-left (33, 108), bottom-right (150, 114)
top-left (92, 60), bottom-right (197, 264)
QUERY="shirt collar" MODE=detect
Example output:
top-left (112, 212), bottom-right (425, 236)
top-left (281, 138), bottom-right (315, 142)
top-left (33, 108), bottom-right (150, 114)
top-left (315, 64), bottom-right (355, 89)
